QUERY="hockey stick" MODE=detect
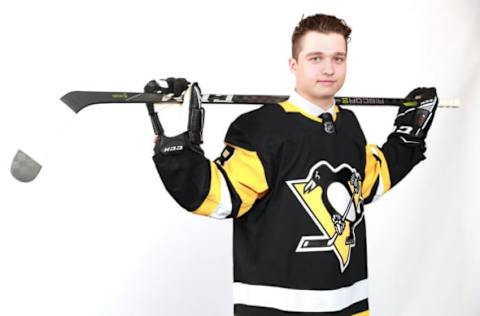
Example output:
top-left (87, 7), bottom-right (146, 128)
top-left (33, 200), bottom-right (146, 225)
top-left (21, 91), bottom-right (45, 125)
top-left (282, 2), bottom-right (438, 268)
top-left (10, 89), bottom-right (460, 183)
top-left (327, 195), bottom-right (355, 247)
top-left (60, 91), bottom-right (460, 113)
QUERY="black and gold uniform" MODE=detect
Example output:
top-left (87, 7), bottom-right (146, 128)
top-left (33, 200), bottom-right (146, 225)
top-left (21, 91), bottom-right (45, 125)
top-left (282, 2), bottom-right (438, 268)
top-left (153, 95), bottom-right (427, 316)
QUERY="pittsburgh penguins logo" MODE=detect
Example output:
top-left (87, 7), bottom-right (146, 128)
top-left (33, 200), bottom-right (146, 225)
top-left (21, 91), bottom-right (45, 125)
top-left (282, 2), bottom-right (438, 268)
top-left (286, 161), bottom-right (365, 272)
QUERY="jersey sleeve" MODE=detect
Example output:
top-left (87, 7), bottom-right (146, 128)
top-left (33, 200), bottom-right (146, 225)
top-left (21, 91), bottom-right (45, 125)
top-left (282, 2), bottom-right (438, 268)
top-left (152, 114), bottom-right (270, 219)
top-left (362, 134), bottom-right (426, 204)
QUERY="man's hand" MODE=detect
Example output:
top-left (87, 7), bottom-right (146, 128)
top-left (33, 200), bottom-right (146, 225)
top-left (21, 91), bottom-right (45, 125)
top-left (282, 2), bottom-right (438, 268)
top-left (390, 87), bottom-right (438, 147)
top-left (144, 77), bottom-right (190, 96)
top-left (149, 78), bottom-right (205, 156)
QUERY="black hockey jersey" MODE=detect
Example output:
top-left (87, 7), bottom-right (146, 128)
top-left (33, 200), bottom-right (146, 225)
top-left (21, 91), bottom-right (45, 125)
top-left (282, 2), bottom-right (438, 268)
top-left (153, 99), bottom-right (426, 316)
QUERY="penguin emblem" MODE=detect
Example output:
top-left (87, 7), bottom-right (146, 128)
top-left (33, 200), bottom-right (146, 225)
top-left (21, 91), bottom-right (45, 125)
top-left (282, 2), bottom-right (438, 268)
top-left (286, 161), bottom-right (365, 272)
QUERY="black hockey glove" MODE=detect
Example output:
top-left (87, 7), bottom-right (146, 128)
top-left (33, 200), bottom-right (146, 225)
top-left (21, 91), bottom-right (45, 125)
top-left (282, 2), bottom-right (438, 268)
top-left (389, 87), bottom-right (438, 148)
top-left (149, 78), bottom-right (205, 156)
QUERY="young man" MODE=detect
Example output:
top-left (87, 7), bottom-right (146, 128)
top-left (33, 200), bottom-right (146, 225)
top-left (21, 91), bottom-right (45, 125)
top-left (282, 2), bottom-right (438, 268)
top-left (151, 13), bottom-right (438, 316)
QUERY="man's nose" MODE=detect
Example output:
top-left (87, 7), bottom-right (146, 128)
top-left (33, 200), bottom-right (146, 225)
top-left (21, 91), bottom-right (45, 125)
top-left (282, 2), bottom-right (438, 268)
top-left (321, 60), bottom-right (334, 75)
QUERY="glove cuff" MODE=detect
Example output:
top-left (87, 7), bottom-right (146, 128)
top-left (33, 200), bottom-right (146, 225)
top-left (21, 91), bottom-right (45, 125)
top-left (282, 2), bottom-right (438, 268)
top-left (154, 132), bottom-right (204, 157)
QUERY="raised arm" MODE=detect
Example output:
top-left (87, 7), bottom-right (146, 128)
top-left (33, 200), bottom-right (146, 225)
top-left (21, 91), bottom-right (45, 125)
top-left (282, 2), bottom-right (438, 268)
top-left (151, 78), bottom-right (269, 219)
top-left (363, 87), bottom-right (439, 204)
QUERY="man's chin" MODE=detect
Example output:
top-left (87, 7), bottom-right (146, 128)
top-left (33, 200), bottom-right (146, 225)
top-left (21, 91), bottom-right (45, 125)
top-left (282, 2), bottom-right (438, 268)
top-left (311, 91), bottom-right (336, 100)
top-left (296, 87), bottom-right (337, 102)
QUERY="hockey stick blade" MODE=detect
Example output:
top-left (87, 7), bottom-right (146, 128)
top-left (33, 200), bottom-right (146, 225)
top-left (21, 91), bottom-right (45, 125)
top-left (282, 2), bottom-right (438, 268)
top-left (61, 91), bottom-right (169, 113)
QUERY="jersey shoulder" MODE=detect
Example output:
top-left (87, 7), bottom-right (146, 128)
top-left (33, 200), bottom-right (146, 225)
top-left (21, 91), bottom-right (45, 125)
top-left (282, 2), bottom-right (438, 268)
top-left (337, 105), bottom-right (359, 123)
top-left (225, 103), bottom-right (285, 150)
top-left (337, 106), bottom-right (367, 142)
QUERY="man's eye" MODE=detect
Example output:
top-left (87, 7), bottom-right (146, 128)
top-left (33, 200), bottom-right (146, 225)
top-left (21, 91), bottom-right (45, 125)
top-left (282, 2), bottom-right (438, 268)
top-left (335, 58), bottom-right (345, 63)
top-left (310, 57), bottom-right (321, 62)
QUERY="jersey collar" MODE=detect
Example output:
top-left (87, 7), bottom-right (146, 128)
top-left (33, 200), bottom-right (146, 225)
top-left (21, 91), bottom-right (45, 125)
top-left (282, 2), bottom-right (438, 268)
top-left (279, 90), bottom-right (339, 123)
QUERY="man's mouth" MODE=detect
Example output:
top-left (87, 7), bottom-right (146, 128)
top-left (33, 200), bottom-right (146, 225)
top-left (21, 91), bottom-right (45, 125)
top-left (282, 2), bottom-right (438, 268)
top-left (317, 80), bottom-right (336, 85)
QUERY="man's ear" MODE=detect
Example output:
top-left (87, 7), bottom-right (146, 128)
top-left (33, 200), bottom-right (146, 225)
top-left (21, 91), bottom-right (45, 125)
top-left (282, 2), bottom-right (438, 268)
top-left (289, 57), bottom-right (297, 74)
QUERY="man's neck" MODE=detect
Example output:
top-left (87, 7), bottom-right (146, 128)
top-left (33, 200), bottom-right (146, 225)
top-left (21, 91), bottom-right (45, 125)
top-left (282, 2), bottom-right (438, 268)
top-left (295, 90), bottom-right (334, 111)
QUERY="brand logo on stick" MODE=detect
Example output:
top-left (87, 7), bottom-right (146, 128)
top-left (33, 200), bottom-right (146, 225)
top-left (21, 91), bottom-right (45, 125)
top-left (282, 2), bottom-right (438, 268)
top-left (112, 93), bottom-right (128, 99)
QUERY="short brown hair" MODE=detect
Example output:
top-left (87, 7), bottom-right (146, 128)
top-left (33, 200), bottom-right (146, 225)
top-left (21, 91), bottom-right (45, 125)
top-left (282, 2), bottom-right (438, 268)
top-left (291, 13), bottom-right (352, 59)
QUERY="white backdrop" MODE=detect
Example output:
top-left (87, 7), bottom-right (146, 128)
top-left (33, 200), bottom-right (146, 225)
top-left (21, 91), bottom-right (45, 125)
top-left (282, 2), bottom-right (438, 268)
top-left (1, 1), bottom-right (479, 315)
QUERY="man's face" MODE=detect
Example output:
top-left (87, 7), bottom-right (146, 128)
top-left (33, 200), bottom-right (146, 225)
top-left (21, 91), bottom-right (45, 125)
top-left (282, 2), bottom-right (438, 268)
top-left (289, 31), bottom-right (347, 104)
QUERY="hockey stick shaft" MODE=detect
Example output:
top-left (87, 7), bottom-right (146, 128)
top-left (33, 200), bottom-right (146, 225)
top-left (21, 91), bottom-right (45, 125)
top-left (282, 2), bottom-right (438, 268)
top-left (60, 91), bottom-right (460, 113)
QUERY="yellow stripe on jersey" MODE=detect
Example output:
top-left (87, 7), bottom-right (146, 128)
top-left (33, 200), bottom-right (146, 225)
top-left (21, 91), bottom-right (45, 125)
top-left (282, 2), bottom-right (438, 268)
top-left (192, 161), bottom-right (222, 216)
top-left (278, 101), bottom-right (340, 123)
top-left (222, 143), bottom-right (269, 217)
top-left (333, 104), bottom-right (340, 121)
top-left (363, 144), bottom-right (392, 202)
top-left (352, 310), bottom-right (369, 316)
